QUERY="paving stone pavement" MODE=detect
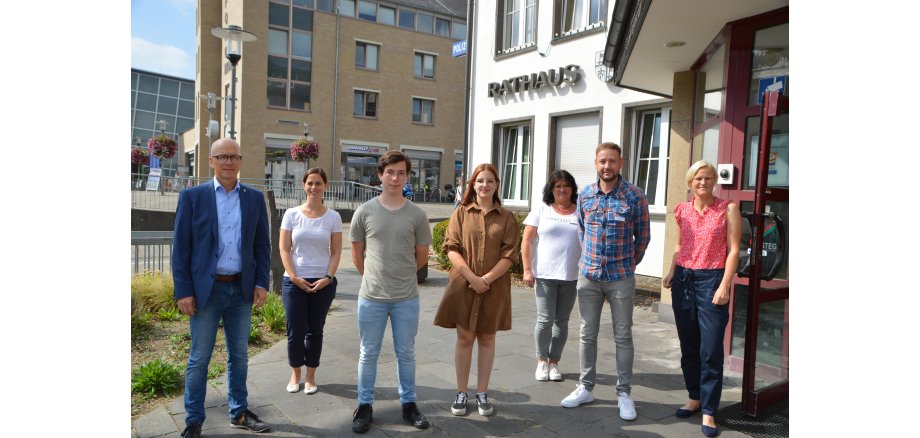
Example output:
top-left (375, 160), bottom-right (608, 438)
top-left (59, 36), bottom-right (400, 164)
top-left (132, 201), bottom-right (755, 438)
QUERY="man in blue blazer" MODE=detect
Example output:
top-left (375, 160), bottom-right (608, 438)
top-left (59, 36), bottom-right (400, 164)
top-left (172, 138), bottom-right (271, 437)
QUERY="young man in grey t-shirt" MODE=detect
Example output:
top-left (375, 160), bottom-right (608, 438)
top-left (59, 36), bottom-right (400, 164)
top-left (349, 151), bottom-right (432, 434)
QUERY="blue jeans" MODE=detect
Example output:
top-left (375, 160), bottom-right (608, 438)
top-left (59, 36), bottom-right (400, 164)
top-left (534, 278), bottom-right (578, 361)
top-left (357, 296), bottom-right (420, 405)
top-left (576, 275), bottom-right (635, 394)
top-left (671, 266), bottom-right (730, 416)
top-left (184, 280), bottom-right (252, 426)
top-left (282, 276), bottom-right (337, 368)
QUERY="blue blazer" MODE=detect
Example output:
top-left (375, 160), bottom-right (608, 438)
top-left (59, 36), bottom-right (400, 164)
top-left (172, 180), bottom-right (271, 307)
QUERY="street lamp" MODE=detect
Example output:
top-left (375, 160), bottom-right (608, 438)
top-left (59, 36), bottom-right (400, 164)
top-left (158, 119), bottom-right (168, 136)
top-left (211, 25), bottom-right (257, 140)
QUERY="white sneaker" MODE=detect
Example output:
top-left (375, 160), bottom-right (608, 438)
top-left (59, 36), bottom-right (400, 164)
top-left (560, 384), bottom-right (594, 408)
top-left (535, 362), bottom-right (549, 381)
top-left (617, 392), bottom-right (637, 420)
top-left (548, 363), bottom-right (563, 381)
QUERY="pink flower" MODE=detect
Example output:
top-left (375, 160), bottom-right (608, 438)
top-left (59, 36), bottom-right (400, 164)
top-left (132, 147), bottom-right (150, 165)
top-left (290, 139), bottom-right (320, 162)
top-left (148, 135), bottom-right (177, 159)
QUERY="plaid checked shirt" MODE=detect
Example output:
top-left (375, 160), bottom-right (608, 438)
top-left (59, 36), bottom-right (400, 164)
top-left (577, 177), bottom-right (650, 281)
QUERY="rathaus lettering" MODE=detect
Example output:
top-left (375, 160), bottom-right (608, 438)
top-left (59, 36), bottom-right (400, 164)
top-left (487, 65), bottom-right (582, 97)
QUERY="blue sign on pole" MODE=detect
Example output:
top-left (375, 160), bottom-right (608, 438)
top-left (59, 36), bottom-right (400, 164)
top-left (757, 75), bottom-right (787, 104)
top-left (452, 40), bottom-right (467, 57)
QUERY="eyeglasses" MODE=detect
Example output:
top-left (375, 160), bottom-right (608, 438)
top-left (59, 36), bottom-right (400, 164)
top-left (211, 154), bottom-right (242, 163)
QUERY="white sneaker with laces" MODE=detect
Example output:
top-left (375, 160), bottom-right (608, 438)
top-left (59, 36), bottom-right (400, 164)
top-left (560, 384), bottom-right (594, 408)
top-left (617, 392), bottom-right (637, 420)
top-left (548, 363), bottom-right (562, 381)
top-left (535, 362), bottom-right (549, 381)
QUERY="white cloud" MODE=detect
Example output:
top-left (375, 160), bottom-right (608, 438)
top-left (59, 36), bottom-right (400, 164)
top-left (131, 36), bottom-right (192, 79)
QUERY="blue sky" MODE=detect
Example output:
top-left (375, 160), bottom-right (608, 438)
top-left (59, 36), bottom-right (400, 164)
top-left (131, 0), bottom-right (197, 79)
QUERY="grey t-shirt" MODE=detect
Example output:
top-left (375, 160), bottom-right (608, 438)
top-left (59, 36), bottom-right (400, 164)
top-left (350, 198), bottom-right (432, 302)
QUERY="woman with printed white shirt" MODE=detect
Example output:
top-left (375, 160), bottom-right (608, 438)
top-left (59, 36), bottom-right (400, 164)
top-left (280, 168), bottom-right (343, 395)
top-left (521, 170), bottom-right (582, 382)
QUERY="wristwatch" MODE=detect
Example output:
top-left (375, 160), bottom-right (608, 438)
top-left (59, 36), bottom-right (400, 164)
top-left (323, 274), bottom-right (333, 280)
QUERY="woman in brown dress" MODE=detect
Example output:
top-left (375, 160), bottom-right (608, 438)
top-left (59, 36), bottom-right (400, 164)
top-left (434, 163), bottom-right (520, 418)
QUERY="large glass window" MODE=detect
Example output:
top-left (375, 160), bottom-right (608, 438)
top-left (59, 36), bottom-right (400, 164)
top-left (554, 0), bottom-right (605, 37)
top-left (412, 98), bottom-right (434, 124)
top-left (316, 0), bottom-right (334, 12)
top-left (159, 79), bottom-right (179, 97)
top-left (339, 0), bottom-right (355, 16)
top-left (135, 92), bottom-right (157, 112)
top-left (358, 0), bottom-right (376, 21)
top-left (399, 9), bottom-right (415, 29)
top-left (414, 52), bottom-right (435, 79)
top-left (379, 5), bottom-right (396, 25)
top-left (417, 13), bottom-right (434, 33)
top-left (451, 21), bottom-right (467, 39)
top-left (633, 108), bottom-right (670, 208)
top-left (268, 2), bottom-right (313, 111)
top-left (498, 123), bottom-right (532, 202)
top-left (500, 0), bottom-right (536, 53)
top-left (355, 42), bottom-right (379, 70)
top-left (354, 90), bottom-right (378, 117)
top-left (435, 17), bottom-right (450, 36)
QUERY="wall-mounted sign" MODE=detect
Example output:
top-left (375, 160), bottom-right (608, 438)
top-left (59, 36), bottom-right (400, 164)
top-left (343, 145), bottom-right (382, 154)
top-left (487, 65), bottom-right (582, 97)
top-left (757, 75), bottom-right (787, 104)
top-left (452, 40), bottom-right (467, 57)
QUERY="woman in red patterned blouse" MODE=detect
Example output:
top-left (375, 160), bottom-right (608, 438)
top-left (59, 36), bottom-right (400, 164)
top-left (663, 160), bottom-right (741, 438)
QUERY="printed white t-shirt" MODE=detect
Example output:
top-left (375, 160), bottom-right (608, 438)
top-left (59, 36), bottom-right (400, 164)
top-left (280, 207), bottom-right (343, 278)
top-left (523, 202), bottom-right (581, 281)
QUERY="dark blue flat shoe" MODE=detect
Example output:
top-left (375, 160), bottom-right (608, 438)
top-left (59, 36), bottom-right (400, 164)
top-left (701, 425), bottom-right (720, 437)
top-left (676, 408), bottom-right (698, 418)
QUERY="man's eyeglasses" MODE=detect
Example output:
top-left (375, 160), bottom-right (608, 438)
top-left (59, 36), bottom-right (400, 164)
top-left (211, 155), bottom-right (242, 163)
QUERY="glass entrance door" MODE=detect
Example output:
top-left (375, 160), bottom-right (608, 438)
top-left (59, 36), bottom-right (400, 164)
top-left (716, 9), bottom-right (789, 416)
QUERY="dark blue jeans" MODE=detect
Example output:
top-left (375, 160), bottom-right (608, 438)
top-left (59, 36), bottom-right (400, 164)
top-left (282, 276), bottom-right (337, 368)
top-left (184, 279), bottom-right (252, 426)
top-left (671, 266), bottom-right (730, 416)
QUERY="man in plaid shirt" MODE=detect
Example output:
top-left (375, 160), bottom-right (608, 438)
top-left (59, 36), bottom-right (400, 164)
top-left (560, 142), bottom-right (650, 421)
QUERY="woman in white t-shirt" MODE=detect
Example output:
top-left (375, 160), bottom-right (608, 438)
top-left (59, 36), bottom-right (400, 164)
top-left (521, 170), bottom-right (581, 382)
top-left (280, 168), bottom-right (343, 395)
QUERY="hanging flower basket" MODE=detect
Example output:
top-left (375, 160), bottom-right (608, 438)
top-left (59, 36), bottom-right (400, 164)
top-left (131, 147), bottom-right (150, 165)
top-left (290, 138), bottom-right (320, 162)
top-left (148, 134), bottom-right (177, 159)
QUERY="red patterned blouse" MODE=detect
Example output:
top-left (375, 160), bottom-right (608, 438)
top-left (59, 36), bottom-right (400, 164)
top-left (674, 197), bottom-right (732, 270)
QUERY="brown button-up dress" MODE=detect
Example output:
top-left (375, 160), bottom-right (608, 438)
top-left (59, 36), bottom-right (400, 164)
top-left (434, 202), bottom-right (520, 334)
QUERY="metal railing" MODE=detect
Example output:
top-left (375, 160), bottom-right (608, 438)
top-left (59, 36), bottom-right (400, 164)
top-left (131, 173), bottom-right (382, 212)
top-left (131, 231), bottom-right (173, 274)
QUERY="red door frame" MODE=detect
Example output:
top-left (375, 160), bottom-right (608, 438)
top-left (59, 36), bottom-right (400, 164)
top-left (694, 6), bottom-right (789, 416)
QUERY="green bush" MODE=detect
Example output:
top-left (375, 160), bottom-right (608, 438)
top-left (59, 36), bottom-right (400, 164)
top-left (132, 272), bottom-right (175, 312)
top-left (432, 219), bottom-right (451, 270)
top-left (132, 359), bottom-right (183, 397)
top-left (132, 304), bottom-right (154, 339)
top-left (157, 306), bottom-right (181, 321)
top-left (509, 211), bottom-right (528, 276)
top-left (249, 314), bottom-right (264, 342)
top-left (257, 292), bottom-right (286, 333)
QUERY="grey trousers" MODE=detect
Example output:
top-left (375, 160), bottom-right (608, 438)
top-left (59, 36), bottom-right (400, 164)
top-left (576, 275), bottom-right (635, 394)
top-left (533, 278), bottom-right (578, 361)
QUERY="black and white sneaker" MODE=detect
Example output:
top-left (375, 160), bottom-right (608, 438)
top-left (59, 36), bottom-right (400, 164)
top-left (450, 392), bottom-right (468, 416)
top-left (475, 392), bottom-right (494, 416)
top-left (230, 409), bottom-right (270, 433)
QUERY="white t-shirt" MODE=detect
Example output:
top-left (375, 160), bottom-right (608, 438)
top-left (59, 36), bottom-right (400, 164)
top-left (280, 207), bottom-right (343, 278)
top-left (523, 202), bottom-right (581, 281)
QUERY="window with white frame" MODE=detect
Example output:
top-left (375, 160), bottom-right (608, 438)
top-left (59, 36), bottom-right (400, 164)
top-left (499, 0), bottom-right (536, 53)
top-left (353, 90), bottom-right (378, 117)
top-left (267, 0), bottom-right (313, 110)
top-left (412, 98), bottom-right (434, 124)
top-left (339, 0), bottom-right (355, 16)
top-left (355, 41), bottom-right (379, 70)
top-left (498, 123), bottom-right (532, 202)
top-left (554, 0), bottom-right (605, 37)
top-left (414, 52), bottom-right (435, 79)
top-left (632, 108), bottom-right (670, 208)
top-left (358, 0), bottom-right (376, 21)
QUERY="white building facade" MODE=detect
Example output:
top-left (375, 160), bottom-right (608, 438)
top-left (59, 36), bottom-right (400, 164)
top-left (467, 0), bottom-right (673, 278)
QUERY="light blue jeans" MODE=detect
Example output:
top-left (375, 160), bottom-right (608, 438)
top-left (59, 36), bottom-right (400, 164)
top-left (184, 280), bottom-right (252, 426)
top-left (576, 275), bottom-right (635, 394)
top-left (357, 296), bottom-right (420, 405)
top-left (534, 278), bottom-right (578, 361)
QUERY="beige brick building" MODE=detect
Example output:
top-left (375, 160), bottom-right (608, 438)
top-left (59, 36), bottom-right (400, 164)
top-left (184, 0), bottom-right (468, 200)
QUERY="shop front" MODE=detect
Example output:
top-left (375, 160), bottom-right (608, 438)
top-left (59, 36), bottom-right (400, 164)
top-left (402, 147), bottom-right (444, 202)
top-left (603, 1), bottom-right (789, 416)
top-left (340, 141), bottom-right (388, 186)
